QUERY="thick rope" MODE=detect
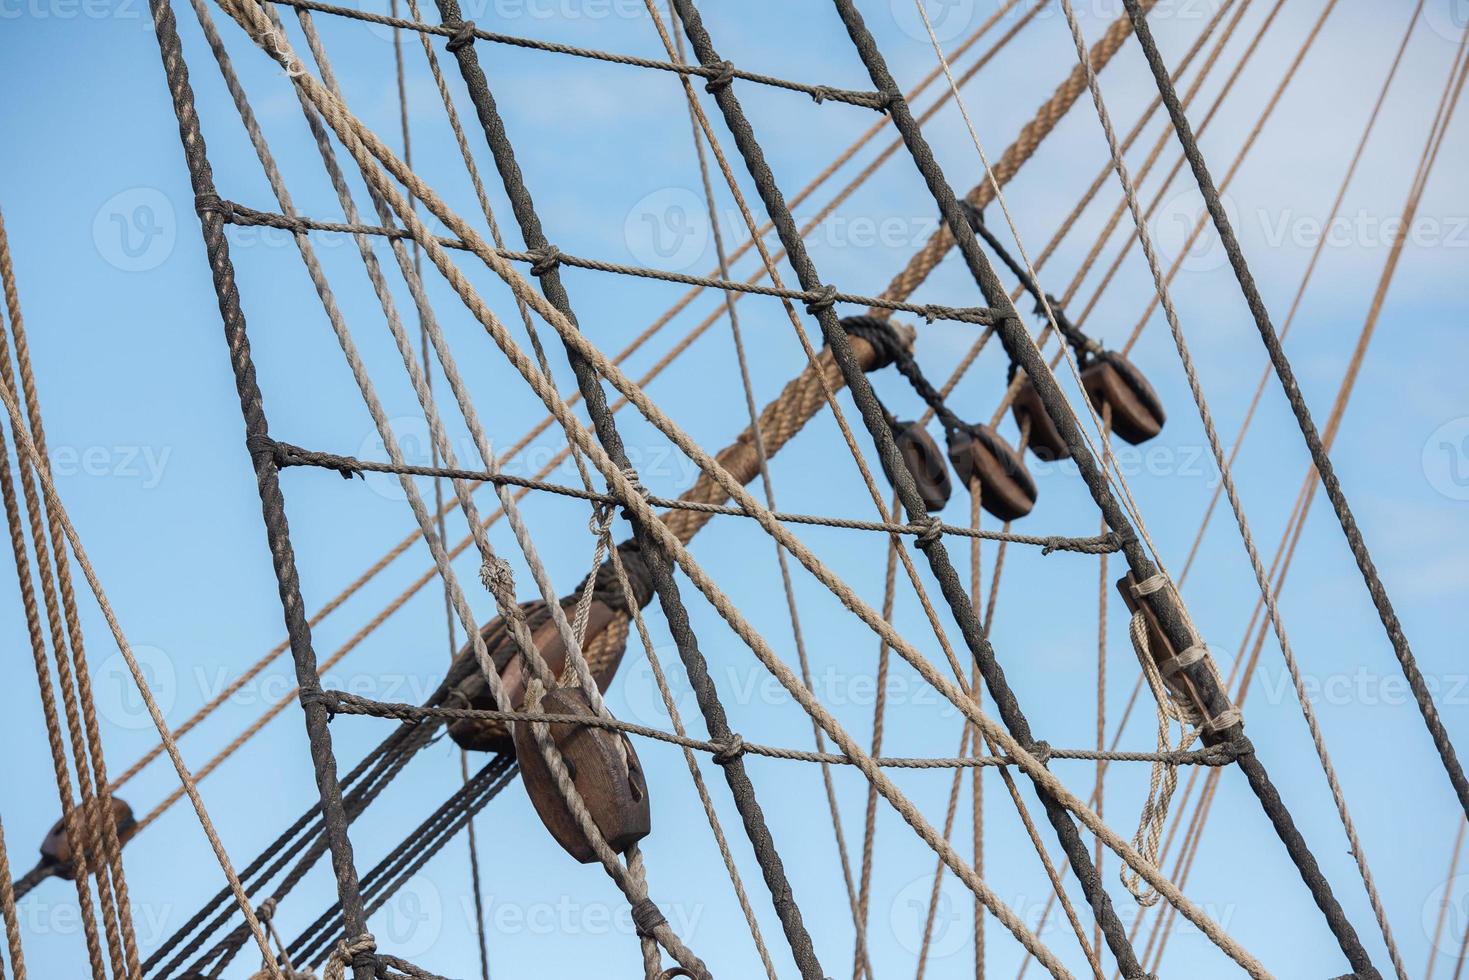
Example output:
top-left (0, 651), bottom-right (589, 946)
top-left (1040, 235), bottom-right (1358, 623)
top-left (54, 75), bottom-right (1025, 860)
top-left (0, 817), bottom-right (24, 980)
top-left (1123, 0), bottom-right (1469, 830)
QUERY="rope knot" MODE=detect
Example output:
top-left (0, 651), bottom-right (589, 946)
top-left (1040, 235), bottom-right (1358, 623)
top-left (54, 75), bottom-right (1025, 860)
top-left (245, 433), bottom-right (279, 467)
top-left (703, 59), bottom-right (736, 93)
top-left (711, 733), bottom-right (745, 765)
top-left (445, 19), bottom-right (477, 52)
top-left (194, 192), bottom-right (231, 220)
top-left (323, 932), bottom-right (376, 980)
top-left (299, 687), bottom-right (337, 721)
top-left (803, 283), bottom-right (839, 316)
top-left (528, 244), bottom-right (562, 277)
top-left (912, 515), bottom-right (944, 550)
top-left (630, 897), bottom-right (667, 937)
top-left (480, 556), bottom-right (516, 600)
top-left (809, 84), bottom-right (832, 105)
top-left (255, 897), bottom-right (277, 923)
top-left (1026, 740), bottom-right (1053, 766)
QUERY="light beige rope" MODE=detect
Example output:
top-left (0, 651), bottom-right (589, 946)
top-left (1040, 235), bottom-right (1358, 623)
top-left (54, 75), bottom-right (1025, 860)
top-left (0, 342), bottom-right (280, 978)
top-left (213, 9), bottom-right (1266, 972)
top-left (875, 0), bottom-right (1163, 308)
top-left (1, 195), bottom-right (140, 980)
top-left (0, 816), bottom-right (24, 980)
top-left (212, 8), bottom-right (1076, 970)
top-left (1056, 0), bottom-right (1407, 971)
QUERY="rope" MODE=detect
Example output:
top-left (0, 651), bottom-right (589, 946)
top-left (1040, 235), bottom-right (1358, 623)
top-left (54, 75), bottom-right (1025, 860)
top-left (1141, 19), bottom-right (1469, 969)
top-left (108, 0), bottom-right (1034, 832)
top-left (262, 439), bottom-right (1118, 552)
top-left (1123, 0), bottom-right (1469, 831)
top-left (2, 211), bottom-right (146, 977)
top-left (873, 0), bottom-right (1163, 309)
top-left (264, 0), bottom-right (890, 108)
top-left (215, 204), bottom-right (996, 326)
top-left (0, 817), bottom-right (24, 980)
top-left (0, 263), bottom-right (282, 980)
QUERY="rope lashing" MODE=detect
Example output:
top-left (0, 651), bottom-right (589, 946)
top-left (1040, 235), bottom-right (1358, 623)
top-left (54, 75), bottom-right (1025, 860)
top-left (1119, 571), bottom-right (1238, 908)
top-left (444, 18), bottom-right (476, 52)
top-left (703, 59), bottom-right (736, 93)
top-left (631, 898), bottom-right (668, 938)
top-left (254, 437), bottom-right (364, 479)
top-left (959, 201), bottom-right (1100, 360)
top-left (527, 244), bottom-right (562, 277)
top-left (803, 283), bottom-right (838, 315)
top-left (194, 191), bottom-right (234, 220)
top-left (323, 932), bottom-right (376, 980)
top-left (912, 515), bottom-right (944, 550)
top-left (711, 733), bottom-right (745, 765)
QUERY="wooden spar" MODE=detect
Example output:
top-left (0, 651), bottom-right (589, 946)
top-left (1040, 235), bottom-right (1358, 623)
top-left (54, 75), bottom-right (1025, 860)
top-left (447, 326), bottom-right (913, 750)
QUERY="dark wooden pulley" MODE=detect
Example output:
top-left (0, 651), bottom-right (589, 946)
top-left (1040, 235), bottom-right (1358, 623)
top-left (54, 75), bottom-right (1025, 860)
top-left (1010, 375), bottom-right (1071, 462)
top-left (38, 797), bottom-right (137, 881)
top-left (945, 423), bottom-right (1037, 522)
top-left (447, 597), bottom-right (631, 753)
top-left (512, 686), bottom-right (652, 864)
top-left (880, 418), bottom-right (952, 513)
top-left (1082, 350), bottom-right (1165, 445)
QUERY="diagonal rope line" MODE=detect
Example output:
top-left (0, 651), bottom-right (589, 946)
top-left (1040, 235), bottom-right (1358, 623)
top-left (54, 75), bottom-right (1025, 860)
top-left (1054, 1), bottom-right (1395, 974)
top-left (1121, 0), bottom-right (1469, 832)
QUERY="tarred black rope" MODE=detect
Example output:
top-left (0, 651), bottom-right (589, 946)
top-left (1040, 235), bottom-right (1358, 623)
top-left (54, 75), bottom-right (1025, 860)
top-left (217, 202), bottom-right (995, 326)
top-left (261, 0), bottom-right (889, 110)
top-left (288, 756), bottom-right (516, 966)
top-left (146, 1), bottom-right (375, 975)
top-left (669, 1), bottom-right (1149, 973)
top-left (1122, 0), bottom-right (1469, 831)
top-left (958, 202), bottom-right (1099, 361)
top-left (431, 3), bottom-right (824, 974)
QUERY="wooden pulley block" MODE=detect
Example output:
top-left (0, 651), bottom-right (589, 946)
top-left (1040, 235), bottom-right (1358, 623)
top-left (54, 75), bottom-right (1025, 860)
top-left (946, 423), bottom-right (1037, 522)
top-left (881, 419), bottom-right (952, 513)
top-left (447, 597), bottom-right (631, 753)
top-left (1081, 351), bottom-right (1165, 445)
top-left (512, 686), bottom-right (651, 864)
top-left (39, 797), bottom-right (137, 880)
top-left (1010, 376), bottom-right (1071, 462)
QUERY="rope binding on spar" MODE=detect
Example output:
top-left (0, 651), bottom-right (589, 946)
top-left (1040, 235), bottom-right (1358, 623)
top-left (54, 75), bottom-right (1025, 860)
top-left (958, 203), bottom-right (1167, 460)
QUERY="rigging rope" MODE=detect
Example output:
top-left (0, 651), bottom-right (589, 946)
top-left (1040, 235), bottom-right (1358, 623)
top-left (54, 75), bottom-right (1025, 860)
top-left (1122, 0), bottom-right (1469, 831)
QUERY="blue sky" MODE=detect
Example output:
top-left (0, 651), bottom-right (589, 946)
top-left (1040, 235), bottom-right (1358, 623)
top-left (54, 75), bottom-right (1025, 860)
top-left (1, 0), bottom-right (1467, 977)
